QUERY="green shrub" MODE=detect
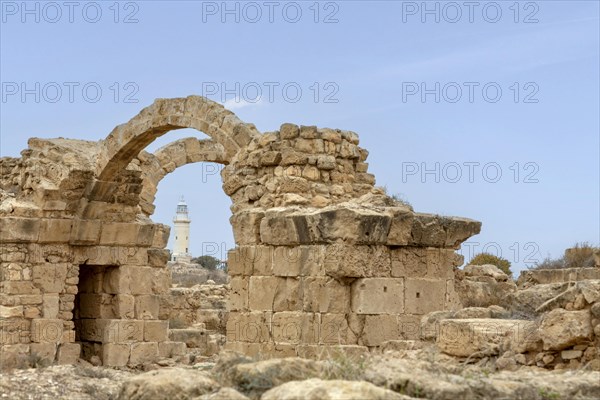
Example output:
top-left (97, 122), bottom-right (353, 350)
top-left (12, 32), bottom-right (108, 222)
top-left (469, 253), bottom-right (512, 276)
top-left (530, 242), bottom-right (598, 270)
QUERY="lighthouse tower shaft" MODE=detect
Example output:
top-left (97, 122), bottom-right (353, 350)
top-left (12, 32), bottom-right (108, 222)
top-left (172, 198), bottom-right (192, 263)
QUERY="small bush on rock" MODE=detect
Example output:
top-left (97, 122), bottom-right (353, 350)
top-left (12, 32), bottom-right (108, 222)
top-left (470, 253), bottom-right (512, 277)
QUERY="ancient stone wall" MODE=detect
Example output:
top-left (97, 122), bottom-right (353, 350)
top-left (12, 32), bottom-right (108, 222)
top-left (0, 96), bottom-right (481, 367)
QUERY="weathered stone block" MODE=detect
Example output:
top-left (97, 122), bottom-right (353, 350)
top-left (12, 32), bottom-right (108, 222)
top-left (362, 315), bottom-right (399, 346)
top-left (113, 294), bottom-right (135, 318)
top-left (32, 263), bottom-right (68, 293)
top-left (70, 220), bottom-right (102, 245)
top-left (248, 277), bottom-right (302, 312)
top-left (169, 328), bottom-right (207, 349)
top-left (320, 313), bottom-right (358, 345)
top-left (410, 214), bottom-right (481, 248)
top-left (31, 319), bottom-right (63, 343)
top-left (302, 277), bottom-right (349, 313)
top-left (0, 218), bottom-right (40, 242)
top-left (231, 211), bottom-right (264, 245)
top-left (404, 278), bottom-right (445, 315)
top-left (273, 246), bottom-right (323, 277)
top-left (324, 244), bottom-right (391, 279)
top-left (42, 294), bottom-right (60, 319)
top-left (158, 341), bottom-right (187, 358)
top-left (30, 342), bottom-right (57, 364)
top-left (78, 293), bottom-right (114, 319)
top-left (56, 343), bottom-right (81, 364)
top-left (147, 249), bottom-right (169, 267)
top-left (386, 208), bottom-right (413, 246)
top-left (351, 278), bottom-right (404, 314)
top-left (539, 309), bottom-right (593, 351)
top-left (272, 312), bottom-right (318, 344)
top-left (229, 277), bottom-right (249, 311)
top-left (38, 219), bottom-right (73, 243)
top-left (102, 343), bottom-right (129, 366)
top-left (87, 319), bottom-right (144, 343)
top-left (0, 305), bottom-right (23, 318)
top-left (437, 319), bottom-right (538, 357)
top-left (134, 295), bottom-right (160, 320)
top-left (144, 320), bottom-right (168, 342)
top-left (151, 224), bottom-right (170, 249)
top-left (99, 223), bottom-right (140, 246)
top-left (307, 208), bottom-right (391, 244)
top-left (226, 312), bottom-right (271, 343)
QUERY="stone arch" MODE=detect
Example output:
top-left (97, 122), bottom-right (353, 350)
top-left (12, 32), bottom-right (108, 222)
top-left (137, 137), bottom-right (227, 216)
top-left (80, 95), bottom-right (259, 219)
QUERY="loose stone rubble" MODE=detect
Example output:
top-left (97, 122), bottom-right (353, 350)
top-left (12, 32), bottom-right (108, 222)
top-left (0, 95), bottom-right (480, 367)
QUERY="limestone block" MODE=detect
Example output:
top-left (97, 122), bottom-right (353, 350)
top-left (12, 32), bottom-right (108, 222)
top-left (70, 220), bottom-right (102, 245)
top-left (0, 218), bottom-right (40, 242)
top-left (42, 294), bottom-right (59, 319)
top-left (409, 214), bottom-right (481, 249)
top-left (169, 329), bottom-right (208, 349)
top-left (30, 342), bottom-right (57, 364)
top-left (386, 208), bottom-right (414, 246)
top-left (272, 312), bottom-right (319, 344)
top-left (248, 277), bottom-right (302, 312)
top-left (229, 277), bottom-right (249, 311)
top-left (99, 223), bottom-right (140, 246)
top-left (0, 344), bottom-right (30, 369)
top-left (392, 248), bottom-right (460, 279)
top-left (229, 246), bottom-right (272, 276)
top-left (324, 244), bottom-right (391, 279)
top-left (31, 319), bottom-right (63, 343)
top-left (259, 342), bottom-right (297, 358)
top-left (306, 208), bottom-right (391, 244)
top-left (273, 246), bottom-right (323, 277)
top-left (56, 343), bottom-right (81, 364)
top-left (32, 263), bottom-right (68, 293)
top-left (152, 224), bottom-right (170, 248)
top-left (437, 319), bottom-right (538, 357)
top-left (351, 278), bottom-right (404, 314)
top-left (404, 278), bottom-right (445, 315)
top-left (320, 313), bottom-right (358, 345)
top-left (226, 312), bottom-right (271, 343)
top-left (397, 314), bottom-right (422, 340)
top-left (280, 123), bottom-right (300, 139)
top-left (2, 281), bottom-right (39, 295)
top-left (19, 294), bottom-right (43, 305)
top-left (151, 268), bottom-right (171, 295)
top-left (259, 213), bottom-right (305, 245)
top-left (144, 320), bottom-right (168, 342)
top-left (134, 295), bottom-right (160, 320)
top-left (539, 309), bottom-right (593, 351)
top-left (302, 277), bottom-right (349, 313)
top-left (0, 305), bottom-right (23, 318)
top-left (362, 315), bottom-right (400, 346)
top-left (81, 319), bottom-right (144, 343)
top-left (102, 343), bottom-right (130, 366)
top-left (38, 219), bottom-right (73, 243)
top-left (136, 224), bottom-right (157, 247)
top-left (158, 341), bottom-right (187, 358)
top-left (231, 211), bottom-right (264, 245)
top-left (61, 329), bottom-right (75, 343)
top-left (113, 294), bottom-right (135, 318)
top-left (78, 293), bottom-right (114, 319)
top-left (147, 249), bottom-right (170, 267)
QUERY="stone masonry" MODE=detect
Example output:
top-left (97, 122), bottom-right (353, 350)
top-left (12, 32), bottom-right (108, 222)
top-left (0, 96), bottom-right (481, 366)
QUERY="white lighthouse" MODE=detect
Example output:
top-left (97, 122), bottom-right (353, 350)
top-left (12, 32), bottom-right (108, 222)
top-left (172, 196), bottom-right (192, 263)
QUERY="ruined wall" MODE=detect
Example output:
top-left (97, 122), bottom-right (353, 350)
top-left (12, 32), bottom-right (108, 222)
top-left (0, 96), bottom-right (481, 367)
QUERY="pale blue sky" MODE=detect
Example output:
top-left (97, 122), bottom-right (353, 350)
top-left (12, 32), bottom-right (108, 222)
top-left (1, 1), bottom-right (598, 274)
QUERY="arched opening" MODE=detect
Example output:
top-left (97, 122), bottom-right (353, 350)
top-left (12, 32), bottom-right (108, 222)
top-left (69, 96), bottom-right (258, 366)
